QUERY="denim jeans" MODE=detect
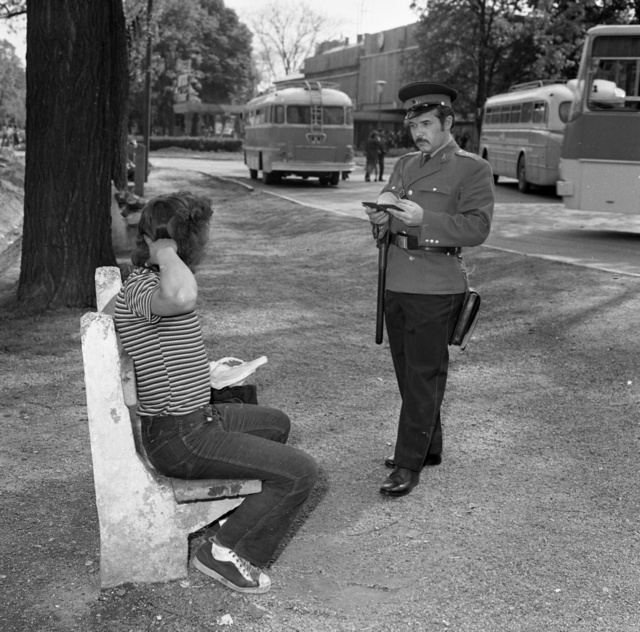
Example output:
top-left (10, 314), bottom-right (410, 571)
top-left (385, 290), bottom-right (465, 471)
top-left (140, 403), bottom-right (318, 567)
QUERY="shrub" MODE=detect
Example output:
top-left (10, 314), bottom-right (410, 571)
top-left (136, 136), bottom-right (243, 153)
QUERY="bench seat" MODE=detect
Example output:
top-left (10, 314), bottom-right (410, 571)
top-left (81, 266), bottom-right (261, 588)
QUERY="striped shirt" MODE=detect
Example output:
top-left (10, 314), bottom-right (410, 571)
top-left (114, 267), bottom-right (210, 416)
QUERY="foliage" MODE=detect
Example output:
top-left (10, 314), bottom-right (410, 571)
top-left (407, 0), bottom-right (639, 125)
top-left (143, 134), bottom-right (242, 152)
top-left (247, 0), bottom-right (338, 87)
top-left (0, 38), bottom-right (25, 125)
top-left (0, 1), bottom-right (25, 19)
top-left (127, 0), bottom-right (256, 135)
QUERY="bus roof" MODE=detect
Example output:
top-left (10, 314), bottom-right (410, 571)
top-left (245, 86), bottom-right (353, 109)
top-left (586, 24), bottom-right (640, 37)
top-left (484, 83), bottom-right (574, 107)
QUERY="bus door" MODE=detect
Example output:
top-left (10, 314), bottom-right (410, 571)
top-left (527, 101), bottom-right (549, 183)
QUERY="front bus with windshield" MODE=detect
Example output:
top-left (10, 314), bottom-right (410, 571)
top-left (557, 25), bottom-right (640, 214)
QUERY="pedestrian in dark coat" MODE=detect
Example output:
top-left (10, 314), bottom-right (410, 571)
top-left (365, 131), bottom-right (380, 182)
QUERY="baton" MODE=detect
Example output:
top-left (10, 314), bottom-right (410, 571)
top-left (375, 227), bottom-right (389, 345)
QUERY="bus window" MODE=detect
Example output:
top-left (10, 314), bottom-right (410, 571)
top-left (287, 106), bottom-right (311, 124)
top-left (251, 108), bottom-right (265, 125)
top-left (346, 106), bottom-right (353, 125)
top-left (521, 102), bottom-right (533, 123)
top-left (532, 102), bottom-right (547, 124)
top-left (323, 106), bottom-right (345, 125)
top-left (510, 103), bottom-right (522, 123)
top-left (499, 106), bottom-right (510, 124)
top-left (588, 60), bottom-right (638, 110)
top-left (274, 105), bottom-right (285, 124)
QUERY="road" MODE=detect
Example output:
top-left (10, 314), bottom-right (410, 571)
top-left (150, 153), bottom-right (640, 278)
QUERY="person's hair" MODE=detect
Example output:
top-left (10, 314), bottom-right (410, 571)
top-left (131, 191), bottom-right (213, 270)
top-left (406, 103), bottom-right (456, 130)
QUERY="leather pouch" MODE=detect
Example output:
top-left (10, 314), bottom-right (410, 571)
top-left (450, 290), bottom-right (481, 350)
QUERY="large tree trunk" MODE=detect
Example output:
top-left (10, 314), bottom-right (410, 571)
top-left (18, 0), bottom-right (128, 309)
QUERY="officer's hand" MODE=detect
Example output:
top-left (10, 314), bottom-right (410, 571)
top-left (364, 207), bottom-right (390, 225)
top-left (387, 199), bottom-right (424, 226)
top-left (377, 191), bottom-right (398, 205)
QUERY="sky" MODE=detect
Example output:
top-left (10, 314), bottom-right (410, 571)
top-left (0, 1), bottom-right (420, 65)
top-left (225, 0), bottom-right (420, 42)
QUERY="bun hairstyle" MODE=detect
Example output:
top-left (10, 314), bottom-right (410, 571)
top-left (132, 191), bottom-right (214, 270)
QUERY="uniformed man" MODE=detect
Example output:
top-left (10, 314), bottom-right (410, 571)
top-left (364, 82), bottom-right (494, 497)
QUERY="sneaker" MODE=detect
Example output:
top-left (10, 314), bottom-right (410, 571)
top-left (193, 538), bottom-right (271, 594)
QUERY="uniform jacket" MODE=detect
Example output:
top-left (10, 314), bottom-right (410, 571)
top-left (380, 138), bottom-right (494, 294)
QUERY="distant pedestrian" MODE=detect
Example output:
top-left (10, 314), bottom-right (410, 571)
top-left (377, 129), bottom-right (388, 182)
top-left (365, 131), bottom-right (380, 182)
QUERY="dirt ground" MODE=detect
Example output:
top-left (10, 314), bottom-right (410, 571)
top-left (1, 153), bottom-right (639, 632)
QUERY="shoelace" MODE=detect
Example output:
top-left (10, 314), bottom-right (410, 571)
top-left (226, 548), bottom-right (259, 584)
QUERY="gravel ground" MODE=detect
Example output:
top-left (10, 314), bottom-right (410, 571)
top-left (0, 159), bottom-right (639, 632)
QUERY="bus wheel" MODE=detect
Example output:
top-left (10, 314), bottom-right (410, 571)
top-left (263, 171), bottom-right (277, 184)
top-left (329, 172), bottom-right (340, 186)
top-left (517, 157), bottom-right (531, 193)
top-left (319, 175), bottom-right (330, 186)
top-left (249, 169), bottom-right (258, 180)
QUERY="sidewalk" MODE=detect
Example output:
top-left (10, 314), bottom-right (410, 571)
top-left (1, 166), bottom-right (639, 632)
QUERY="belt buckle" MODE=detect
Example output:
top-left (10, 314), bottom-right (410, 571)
top-left (395, 234), bottom-right (409, 249)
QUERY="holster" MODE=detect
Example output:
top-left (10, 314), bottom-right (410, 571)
top-left (449, 289), bottom-right (481, 350)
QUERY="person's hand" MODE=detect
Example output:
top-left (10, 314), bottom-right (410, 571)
top-left (386, 199), bottom-right (424, 226)
top-left (377, 191), bottom-right (398, 205)
top-left (364, 207), bottom-right (390, 225)
top-left (144, 235), bottom-right (178, 265)
top-left (364, 191), bottom-right (399, 224)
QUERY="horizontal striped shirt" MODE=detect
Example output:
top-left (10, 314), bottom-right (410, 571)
top-left (114, 267), bottom-right (210, 416)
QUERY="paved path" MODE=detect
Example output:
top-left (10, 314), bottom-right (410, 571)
top-left (151, 154), bottom-right (640, 278)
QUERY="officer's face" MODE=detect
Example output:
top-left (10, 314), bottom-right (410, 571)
top-left (408, 110), bottom-right (452, 155)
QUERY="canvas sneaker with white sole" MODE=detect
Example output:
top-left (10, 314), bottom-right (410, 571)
top-left (193, 538), bottom-right (271, 594)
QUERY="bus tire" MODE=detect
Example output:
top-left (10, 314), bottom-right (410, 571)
top-left (249, 169), bottom-right (258, 180)
top-left (319, 175), bottom-right (330, 186)
top-left (263, 171), bottom-right (278, 185)
top-left (329, 171), bottom-right (340, 186)
top-left (517, 157), bottom-right (531, 193)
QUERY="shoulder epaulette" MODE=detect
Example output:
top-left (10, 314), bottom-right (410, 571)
top-left (455, 149), bottom-right (480, 160)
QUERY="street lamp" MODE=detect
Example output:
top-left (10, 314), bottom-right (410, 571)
top-left (375, 80), bottom-right (387, 128)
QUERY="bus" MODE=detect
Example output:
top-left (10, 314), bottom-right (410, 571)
top-left (243, 81), bottom-right (356, 186)
top-left (557, 25), bottom-right (640, 214)
top-left (479, 81), bottom-right (575, 193)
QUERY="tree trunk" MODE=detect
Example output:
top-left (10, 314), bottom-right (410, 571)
top-left (18, 0), bottom-right (128, 309)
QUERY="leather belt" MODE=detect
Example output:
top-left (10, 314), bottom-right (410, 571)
top-left (390, 232), bottom-right (460, 255)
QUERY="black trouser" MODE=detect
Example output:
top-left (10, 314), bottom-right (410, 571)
top-left (385, 290), bottom-right (465, 471)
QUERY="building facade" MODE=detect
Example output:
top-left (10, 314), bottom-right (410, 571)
top-left (302, 23), bottom-right (477, 151)
top-left (303, 24), bottom-right (419, 148)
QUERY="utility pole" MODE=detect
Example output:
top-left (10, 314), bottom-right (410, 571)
top-left (376, 80), bottom-right (386, 128)
top-left (142, 0), bottom-right (153, 183)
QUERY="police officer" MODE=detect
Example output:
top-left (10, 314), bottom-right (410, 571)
top-left (364, 82), bottom-right (494, 497)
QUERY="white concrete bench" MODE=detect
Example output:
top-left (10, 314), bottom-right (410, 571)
top-left (81, 266), bottom-right (261, 589)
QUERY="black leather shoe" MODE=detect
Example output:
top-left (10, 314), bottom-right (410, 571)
top-left (379, 467), bottom-right (420, 497)
top-left (384, 453), bottom-right (442, 469)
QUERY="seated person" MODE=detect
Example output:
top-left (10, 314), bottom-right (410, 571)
top-left (114, 191), bottom-right (318, 594)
